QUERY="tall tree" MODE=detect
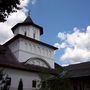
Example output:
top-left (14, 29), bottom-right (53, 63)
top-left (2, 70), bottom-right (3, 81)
top-left (18, 79), bottom-right (23, 90)
top-left (0, 69), bottom-right (11, 90)
top-left (0, 0), bottom-right (20, 22)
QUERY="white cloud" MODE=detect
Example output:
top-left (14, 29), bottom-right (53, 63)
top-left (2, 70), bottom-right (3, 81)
top-left (61, 47), bottom-right (90, 62)
top-left (61, 64), bottom-right (69, 66)
top-left (0, 0), bottom-right (38, 45)
top-left (55, 26), bottom-right (90, 64)
top-left (0, 0), bottom-right (30, 44)
top-left (54, 43), bottom-right (67, 49)
top-left (58, 32), bottom-right (66, 40)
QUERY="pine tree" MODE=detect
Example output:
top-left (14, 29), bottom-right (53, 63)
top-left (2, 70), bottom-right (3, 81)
top-left (18, 79), bottom-right (23, 90)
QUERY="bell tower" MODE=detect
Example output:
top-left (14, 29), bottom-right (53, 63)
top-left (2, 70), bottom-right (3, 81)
top-left (4, 14), bottom-right (57, 69)
top-left (11, 15), bottom-right (43, 41)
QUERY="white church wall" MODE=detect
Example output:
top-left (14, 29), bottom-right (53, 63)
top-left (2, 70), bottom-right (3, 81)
top-left (18, 38), bottom-right (55, 68)
top-left (3, 68), bottom-right (41, 90)
top-left (18, 50), bottom-right (54, 68)
top-left (14, 26), bottom-right (40, 40)
top-left (8, 39), bottom-right (20, 59)
top-left (19, 38), bottom-right (54, 59)
top-left (8, 37), bottom-right (55, 68)
top-left (8, 39), bottom-right (19, 53)
top-left (8, 38), bottom-right (55, 68)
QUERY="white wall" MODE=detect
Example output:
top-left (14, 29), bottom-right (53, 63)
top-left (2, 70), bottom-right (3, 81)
top-left (3, 68), bottom-right (41, 90)
top-left (14, 26), bottom-right (40, 40)
top-left (19, 38), bottom-right (54, 58)
top-left (8, 38), bottom-right (55, 68)
top-left (8, 39), bottom-right (20, 59)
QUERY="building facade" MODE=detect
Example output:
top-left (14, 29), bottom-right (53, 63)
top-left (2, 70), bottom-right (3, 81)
top-left (0, 15), bottom-right (58, 90)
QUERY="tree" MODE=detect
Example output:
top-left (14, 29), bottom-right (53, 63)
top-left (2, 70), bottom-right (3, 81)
top-left (0, 0), bottom-right (20, 22)
top-left (0, 69), bottom-right (11, 90)
top-left (40, 74), bottom-right (73, 90)
top-left (18, 79), bottom-right (23, 90)
top-left (39, 65), bottom-right (73, 90)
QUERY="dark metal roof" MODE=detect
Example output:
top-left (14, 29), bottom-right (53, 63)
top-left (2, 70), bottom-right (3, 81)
top-left (0, 45), bottom-right (21, 67)
top-left (4, 34), bottom-right (58, 50)
top-left (11, 16), bottom-right (43, 35)
top-left (64, 62), bottom-right (90, 78)
top-left (0, 45), bottom-right (58, 75)
top-left (23, 16), bottom-right (34, 23)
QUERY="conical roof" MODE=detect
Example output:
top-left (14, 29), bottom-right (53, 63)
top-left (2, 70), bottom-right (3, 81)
top-left (11, 15), bottom-right (43, 35)
top-left (23, 16), bottom-right (34, 23)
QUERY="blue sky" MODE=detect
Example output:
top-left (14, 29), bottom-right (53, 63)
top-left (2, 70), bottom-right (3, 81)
top-left (27, 0), bottom-right (90, 65)
top-left (29, 0), bottom-right (90, 41)
top-left (0, 0), bottom-right (90, 66)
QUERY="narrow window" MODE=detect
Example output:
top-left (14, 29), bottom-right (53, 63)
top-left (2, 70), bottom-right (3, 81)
top-left (32, 80), bottom-right (36, 88)
top-left (24, 32), bottom-right (27, 36)
top-left (33, 33), bottom-right (35, 39)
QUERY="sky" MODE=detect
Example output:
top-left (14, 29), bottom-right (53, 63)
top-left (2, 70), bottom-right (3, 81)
top-left (0, 0), bottom-right (90, 66)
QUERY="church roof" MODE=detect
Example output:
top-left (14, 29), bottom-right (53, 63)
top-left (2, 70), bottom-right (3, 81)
top-left (23, 16), bottom-right (34, 23)
top-left (64, 62), bottom-right (90, 78)
top-left (4, 34), bottom-right (58, 50)
top-left (0, 45), bottom-right (58, 75)
top-left (0, 45), bottom-right (21, 67)
top-left (11, 16), bottom-right (43, 35)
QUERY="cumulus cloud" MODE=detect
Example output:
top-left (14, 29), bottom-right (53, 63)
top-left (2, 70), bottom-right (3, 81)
top-left (58, 32), bottom-right (66, 40)
top-left (54, 43), bottom-right (67, 49)
top-left (55, 26), bottom-right (90, 64)
top-left (0, 0), bottom-right (38, 45)
top-left (0, 0), bottom-right (30, 44)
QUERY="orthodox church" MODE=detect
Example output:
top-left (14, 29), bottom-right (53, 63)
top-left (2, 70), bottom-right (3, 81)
top-left (0, 15), bottom-right (59, 90)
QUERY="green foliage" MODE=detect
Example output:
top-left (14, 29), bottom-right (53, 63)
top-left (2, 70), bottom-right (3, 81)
top-left (40, 75), bottom-right (73, 90)
top-left (39, 73), bottom-right (51, 81)
top-left (38, 72), bottom-right (51, 90)
top-left (48, 77), bottom-right (72, 90)
top-left (39, 69), bottom-right (72, 90)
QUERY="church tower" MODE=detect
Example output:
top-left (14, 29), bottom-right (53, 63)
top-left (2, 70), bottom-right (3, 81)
top-left (4, 15), bottom-right (57, 69)
top-left (12, 16), bottom-right (43, 40)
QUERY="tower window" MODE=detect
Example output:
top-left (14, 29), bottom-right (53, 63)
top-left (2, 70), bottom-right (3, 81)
top-left (24, 32), bottom-right (27, 36)
top-left (33, 33), bottom-right (35, 39)
top-left (32, 80), bottom-right (36, 88)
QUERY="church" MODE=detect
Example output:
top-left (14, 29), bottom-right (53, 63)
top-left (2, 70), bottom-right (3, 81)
top-left (0, 15), bottom-right (59, 90)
